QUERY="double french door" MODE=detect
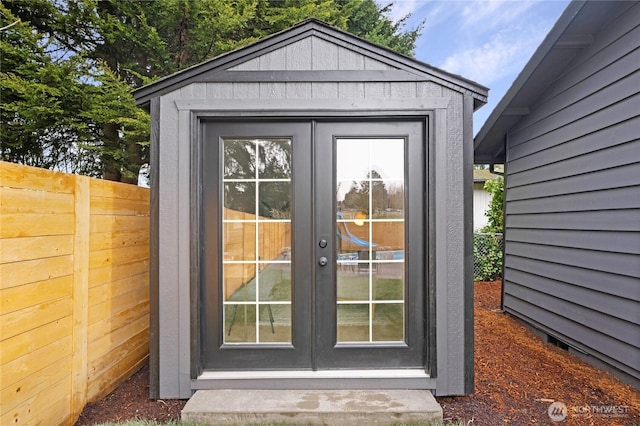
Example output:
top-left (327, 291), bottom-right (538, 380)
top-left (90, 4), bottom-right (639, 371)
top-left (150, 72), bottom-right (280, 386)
top-left (200, 119), bottom-right (426, 372)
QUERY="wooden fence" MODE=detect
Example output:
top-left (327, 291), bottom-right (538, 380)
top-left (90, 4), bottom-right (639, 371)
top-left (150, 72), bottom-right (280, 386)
top-left (0, 161), bottom-right (150, 425)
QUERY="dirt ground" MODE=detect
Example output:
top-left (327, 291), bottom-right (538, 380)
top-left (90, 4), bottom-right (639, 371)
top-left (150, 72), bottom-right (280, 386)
top-left (76, 281), bottom-right (639, 425)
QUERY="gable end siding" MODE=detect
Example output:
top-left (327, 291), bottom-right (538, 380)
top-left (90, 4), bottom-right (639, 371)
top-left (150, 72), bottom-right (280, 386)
top-left (230, 36), bottom-right (394, 71)
top-left (502, 2), bottom-right (640, 387)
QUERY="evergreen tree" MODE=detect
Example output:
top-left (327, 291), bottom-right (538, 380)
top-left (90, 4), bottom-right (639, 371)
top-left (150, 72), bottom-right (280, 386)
top-left (0, 4), bottom-right (98, 174)
top-left (2, 0), bottom-right (423, 182)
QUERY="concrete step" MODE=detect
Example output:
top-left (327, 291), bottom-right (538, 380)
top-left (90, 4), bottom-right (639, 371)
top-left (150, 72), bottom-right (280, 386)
top-left (181, 389), bottom-right (443, 425)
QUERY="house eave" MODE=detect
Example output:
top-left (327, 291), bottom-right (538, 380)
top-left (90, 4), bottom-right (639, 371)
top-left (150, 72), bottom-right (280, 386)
top-left (473, 0), bottom-right (590, 163)
top-left (474, 0), bottom-right (635, 163)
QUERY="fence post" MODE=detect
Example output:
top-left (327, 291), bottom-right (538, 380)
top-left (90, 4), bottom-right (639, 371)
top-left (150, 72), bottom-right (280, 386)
top-left (71, 175), bottom-right (89, 423)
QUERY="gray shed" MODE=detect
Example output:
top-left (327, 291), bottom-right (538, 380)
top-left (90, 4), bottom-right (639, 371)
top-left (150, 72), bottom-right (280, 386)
top-left (475, 1), bottom-right (640, 388)
top-left (135, 19), bottom-right (487, 398)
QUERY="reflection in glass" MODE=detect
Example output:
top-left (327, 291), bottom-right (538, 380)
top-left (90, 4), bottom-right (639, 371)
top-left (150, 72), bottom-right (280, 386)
top-left (258, 182), bottom-right (291, 219)
top-left (372, 221), bottom-right (404, 251)
top-left (259, 222), bottom-right (291, 263)
top-left (371, 139), bottom-right (404, 180)
top-left (224, 304), bottom-right (256, 343)
top-left (372, 303), bottom-right (404, 341)
top-left (223, 263), bottom-right (256, 301)
top-left (335, 138), bottom-right (406, 343)
top-left (260, 305), bottom-right (291, 342)
top-left (337, 273), bottom-right (369, 301)
top-left (337, 304), bottom-right (369, 342)
top-left (257, 264), bottom-right (291, 302)
top-left (373, 274), bottom-right (404, 301)
top-left (336, 138), bottom-right (404, 181)
top-left (222, 137), bottom-right (292, 344)
top-left (224, 182), bottom-right (255, 216)
top-left (223, 222), bottom-right (256, 261)
top-left (259, 139), bottom-right (291, 178)
top-left (224, 139), bottom-right (256, 179)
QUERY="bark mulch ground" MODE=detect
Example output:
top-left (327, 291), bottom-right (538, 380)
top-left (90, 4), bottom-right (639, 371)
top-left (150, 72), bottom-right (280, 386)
top-left (76, 281), bottom-right (639, 425)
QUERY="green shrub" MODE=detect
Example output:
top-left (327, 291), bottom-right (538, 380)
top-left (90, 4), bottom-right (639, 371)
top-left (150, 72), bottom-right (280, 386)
top-left (473, 233), bottom-right (503, 281)
top-left (481, 176), bottom-right (504, 234)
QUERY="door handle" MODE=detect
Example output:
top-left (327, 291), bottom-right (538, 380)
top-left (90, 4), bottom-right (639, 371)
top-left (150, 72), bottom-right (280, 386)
top-left (318, 239), bottom-right (328, 248)
top-left (318, 257), bottom-right (328, 267)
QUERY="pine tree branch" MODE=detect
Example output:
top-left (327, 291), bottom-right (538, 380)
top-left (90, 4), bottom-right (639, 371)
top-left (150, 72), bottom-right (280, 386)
top-left (0, 19), bottom-right (20, 31)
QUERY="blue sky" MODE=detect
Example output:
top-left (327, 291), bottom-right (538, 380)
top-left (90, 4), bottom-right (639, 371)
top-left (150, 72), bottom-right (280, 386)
top-left (384, 0), bottom-right (570, 134)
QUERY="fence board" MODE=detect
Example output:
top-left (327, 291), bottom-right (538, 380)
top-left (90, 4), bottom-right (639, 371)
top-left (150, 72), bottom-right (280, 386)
top-left (0, 255), bottom-right (73, 289)
top-left (87, 345), bottom-right (148, 402)
top-left (1, 369), bottom-right (71, 426)
top-left (1, 235), bottom-right (74, 263)
top-left (0, 161), bottom-right (74, 193)
top-left (31, 378), bottom-right (72, 426)
top-left (1, 335), bottom-right (72, 391)
top-left (90, 215), bottom-right (149, 234)
top-left (88, 304), bottom-right (150, 349)
top-left (90, 196), bottom-right (150, 216)
top-left (1, 299), bottom-right (72, 341)
top-left (90, 178), bottom-right (150, 201)
top-left (89, 245), bottom-right (149, 270)
top-left (1, 275), bottom-right (72, 314)
top-left (1, 316), bottom-right (72, 366)
top-left (71, 175), bottom-right (89, 421)
top-left (89, 314), bottom-right (149, 360)
top-left (0, 162), bottom-right (149, 425)
top-left (88, 272), bottom-right (149, 307)
top-left (0, 186), bottom-right (74, 214)
top-left (0, 355), bottom-right (70, 416)
top-left (88, 289), bottom-right (149, 327)
top-left (88, 328), bottom-right (148, 383)
top-left (89, 229), bottom-right (149, 252)
top-left (88, 259), bottom-right (149, 288)
top-left (1, 213), bottom-right (74, 238)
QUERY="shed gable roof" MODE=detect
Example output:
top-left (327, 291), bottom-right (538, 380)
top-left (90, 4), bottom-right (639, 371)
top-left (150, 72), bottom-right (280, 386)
top-left (134, 19), bottom-right (487, 108)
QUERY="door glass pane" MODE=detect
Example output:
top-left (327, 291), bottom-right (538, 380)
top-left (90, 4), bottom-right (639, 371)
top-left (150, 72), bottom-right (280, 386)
top-left (222, 138), bottom-right (292, 344)
top-left (336, 138), bottom-right (405, 343)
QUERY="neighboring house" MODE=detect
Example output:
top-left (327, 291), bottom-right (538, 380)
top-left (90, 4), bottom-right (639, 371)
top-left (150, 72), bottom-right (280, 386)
top-left (474, 0), bottom-right (639, 388)
top-left (473, 169), bottom-right (501, 231)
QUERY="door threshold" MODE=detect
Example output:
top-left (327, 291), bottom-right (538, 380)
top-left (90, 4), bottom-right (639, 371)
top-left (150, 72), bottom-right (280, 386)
top-left (193, 369), bottom-right (434, 390)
